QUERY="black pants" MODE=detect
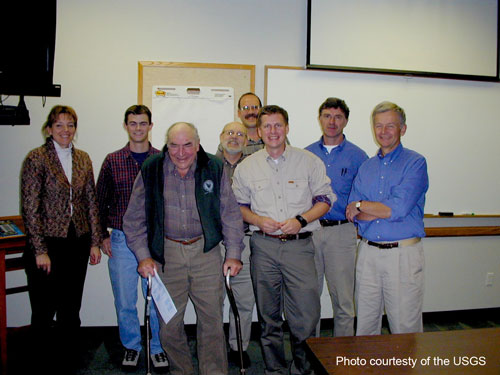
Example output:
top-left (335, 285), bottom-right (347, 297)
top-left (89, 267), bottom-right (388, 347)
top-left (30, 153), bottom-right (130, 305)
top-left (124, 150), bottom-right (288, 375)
top-left (24, 223), bottom-right (90, 369)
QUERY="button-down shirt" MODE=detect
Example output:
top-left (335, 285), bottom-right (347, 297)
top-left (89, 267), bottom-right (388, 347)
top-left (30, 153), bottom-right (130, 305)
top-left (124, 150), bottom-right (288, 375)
top-left (305, 136), bottom-right (368, 221)
top-left (216, 139), bottom-right (264, 160)
top-left (348, 143), bottom-right (429, 241)
top-left (215, 149), bottom-right (246, 181)
top-left (124, 154), bottom-right (244, 260)
top-left (243, 138), bottom-right (265, 156)
top-left (96, 143), bottom-right (159, 237)
top-left (232, 146), bottom-right (336, 234)
top-left (163, 158), bottom-right (204, 239)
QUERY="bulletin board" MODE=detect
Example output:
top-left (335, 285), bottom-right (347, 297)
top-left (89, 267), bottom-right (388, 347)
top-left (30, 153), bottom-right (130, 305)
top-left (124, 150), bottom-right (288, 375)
top-left (138, 61), bottom-right (255, 153)
top-left (138, 61), bottom-right (255, 120)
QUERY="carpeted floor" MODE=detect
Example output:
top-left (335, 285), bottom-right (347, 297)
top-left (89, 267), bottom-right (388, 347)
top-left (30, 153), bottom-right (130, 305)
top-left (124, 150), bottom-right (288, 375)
top-left (7, 308), bottom-right (500, 374)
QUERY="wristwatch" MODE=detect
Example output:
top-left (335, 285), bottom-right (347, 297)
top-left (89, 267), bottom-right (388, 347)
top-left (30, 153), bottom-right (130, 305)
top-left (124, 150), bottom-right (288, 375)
top-left (295, 215), bottom-right (308, 228)
top-left (356, 201), bottom-right (363, 212)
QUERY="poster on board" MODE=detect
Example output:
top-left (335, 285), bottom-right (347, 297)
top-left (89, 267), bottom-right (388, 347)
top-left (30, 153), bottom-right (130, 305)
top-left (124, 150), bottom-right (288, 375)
top-left (152, 86), bottom-right (234, 153)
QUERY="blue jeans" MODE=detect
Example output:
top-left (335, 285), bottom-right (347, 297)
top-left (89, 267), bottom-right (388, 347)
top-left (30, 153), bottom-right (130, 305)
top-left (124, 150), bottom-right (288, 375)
top-left (108, 230), bottom-right (163, 354)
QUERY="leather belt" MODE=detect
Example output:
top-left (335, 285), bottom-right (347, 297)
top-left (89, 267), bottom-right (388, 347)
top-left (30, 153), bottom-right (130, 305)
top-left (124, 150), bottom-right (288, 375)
top-left (362, 237), bottom-right (421, 249)
top-left (255, 231), bottom-right (312, 242)
top-left (166, 236), bottom-right (202, 245)
top-left (320, 219), bottom-right (349, 227)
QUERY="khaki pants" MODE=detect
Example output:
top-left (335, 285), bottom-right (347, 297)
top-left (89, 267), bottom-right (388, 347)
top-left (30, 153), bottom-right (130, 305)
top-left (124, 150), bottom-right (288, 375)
top-left (355, 240), bottom-right (425, 335)
top-left (312, 223), bottom-right (357, 337)
top-left (156, 238), bottom-right (227, 375)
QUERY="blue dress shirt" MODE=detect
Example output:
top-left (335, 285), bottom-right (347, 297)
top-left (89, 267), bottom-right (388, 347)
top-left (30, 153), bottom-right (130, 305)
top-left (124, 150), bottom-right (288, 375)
top-left (348, 143), bottom-right (429, 241)
top-left (306, 136), bottom-right (368, 221)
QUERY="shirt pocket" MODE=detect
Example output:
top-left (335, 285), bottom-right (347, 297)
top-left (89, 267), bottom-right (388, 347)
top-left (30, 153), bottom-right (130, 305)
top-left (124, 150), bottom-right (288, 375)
top-left (285, 179), bottom-right (310, 209)
top-left (250, 179), bottom-right (275, 211)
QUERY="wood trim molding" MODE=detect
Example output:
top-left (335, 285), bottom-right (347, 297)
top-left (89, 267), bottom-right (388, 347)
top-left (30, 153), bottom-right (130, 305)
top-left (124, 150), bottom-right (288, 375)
top-left (425, 226), bottom-right (500, 237)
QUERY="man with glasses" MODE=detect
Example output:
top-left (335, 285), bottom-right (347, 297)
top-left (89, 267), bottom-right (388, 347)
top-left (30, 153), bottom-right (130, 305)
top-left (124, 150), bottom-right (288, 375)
top-left (232, 105), bottom-right (335, 375)
top-left (217, 92), bottom-right (265, 157)
top-left (96, 105), bottom-right (168, 370)
top-left (215, 121), bottom-right (253, 367)
top-left (305, 98), bottom-right (368, 337)
top-left (237, 92), bottom-right (265, 155)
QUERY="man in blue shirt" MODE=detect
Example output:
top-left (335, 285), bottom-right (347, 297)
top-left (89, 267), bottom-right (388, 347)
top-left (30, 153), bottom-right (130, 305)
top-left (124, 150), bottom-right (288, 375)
top-left (305, 98), bottom-right (368, 337)
top-left (346, 101), bottom-right (429, 336)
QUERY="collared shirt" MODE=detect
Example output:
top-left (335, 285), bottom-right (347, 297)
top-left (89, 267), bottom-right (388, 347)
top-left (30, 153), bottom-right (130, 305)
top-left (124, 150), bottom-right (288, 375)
top-left (96, 143), bottom-right (159, 237)
top-left (243, 138), bottom-right (265, 156)
top-left (305, 135), bottom-right (368, 221)
top-left (232, 146), bottom-right (336, 234)
top-left (214, 149), bottom-right (246, 181)
top-left (216, 139), bottom-right (263, 160)
top-left (124, 154), bottom-right (244, 260)
top-left (348, 143), bottom-right (429, 241)
top-left (163, 157), bottom-right (203, 239)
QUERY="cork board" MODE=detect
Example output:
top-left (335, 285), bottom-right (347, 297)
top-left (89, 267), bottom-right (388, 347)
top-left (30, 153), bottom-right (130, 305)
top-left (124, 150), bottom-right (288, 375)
top-left (138, 61), bottom-right (255, 122)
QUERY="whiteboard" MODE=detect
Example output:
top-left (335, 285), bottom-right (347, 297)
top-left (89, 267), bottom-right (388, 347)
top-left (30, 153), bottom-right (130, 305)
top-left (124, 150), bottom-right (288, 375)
top-left (266, 66), bottom-right (500, 215)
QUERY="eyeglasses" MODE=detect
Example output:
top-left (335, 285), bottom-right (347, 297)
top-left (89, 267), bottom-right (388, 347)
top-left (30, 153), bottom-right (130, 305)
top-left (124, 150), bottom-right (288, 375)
top-left (240, 105), bottom-right (260, 111)
top-left (225, 130), bottom-right (246, 138)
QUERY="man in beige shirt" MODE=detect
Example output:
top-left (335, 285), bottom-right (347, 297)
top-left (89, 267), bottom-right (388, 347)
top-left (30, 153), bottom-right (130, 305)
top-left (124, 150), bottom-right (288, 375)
top-left (232, 105), bottom-right (335, 375)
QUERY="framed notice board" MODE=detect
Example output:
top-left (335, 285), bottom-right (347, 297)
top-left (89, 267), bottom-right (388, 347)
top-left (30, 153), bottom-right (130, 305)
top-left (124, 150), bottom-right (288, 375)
top-left (138, 61), bottom-right (255, 120)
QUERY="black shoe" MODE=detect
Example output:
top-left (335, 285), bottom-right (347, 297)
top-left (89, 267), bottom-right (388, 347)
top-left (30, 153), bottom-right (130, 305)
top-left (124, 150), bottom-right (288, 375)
top-left (122, 349), bottom-right (139, 368)
top-left (151, 351), bottom-right (169, 371)
top-left (228, 349), bottom-right (251, 368)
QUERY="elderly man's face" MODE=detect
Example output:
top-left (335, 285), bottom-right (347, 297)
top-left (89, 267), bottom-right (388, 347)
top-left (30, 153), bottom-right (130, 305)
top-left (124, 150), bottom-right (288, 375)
top-left (220, 122), bottom-right (247, 155)
top-left (167, 124), bottom-right (200, 176)
top-left (373, 110), bottom-right (406, 155)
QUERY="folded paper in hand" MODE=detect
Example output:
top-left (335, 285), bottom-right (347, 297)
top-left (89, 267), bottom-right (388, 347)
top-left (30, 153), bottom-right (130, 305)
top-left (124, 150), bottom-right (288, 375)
top-left (151, 270), bottom-right (177, 324)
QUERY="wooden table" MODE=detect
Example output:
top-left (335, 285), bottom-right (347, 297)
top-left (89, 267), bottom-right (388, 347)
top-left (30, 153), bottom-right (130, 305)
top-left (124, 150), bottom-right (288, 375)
top-left (0, 216), bottom-right (27, 375)
top-left (307, 328), bottom-right (500, 374)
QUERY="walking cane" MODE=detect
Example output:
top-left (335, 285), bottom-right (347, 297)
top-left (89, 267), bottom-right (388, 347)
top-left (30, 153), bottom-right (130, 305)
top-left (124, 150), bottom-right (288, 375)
top-left (145, 274), bottom-right (153, 375)
top-left (225, 268), bottom-right (246, 373)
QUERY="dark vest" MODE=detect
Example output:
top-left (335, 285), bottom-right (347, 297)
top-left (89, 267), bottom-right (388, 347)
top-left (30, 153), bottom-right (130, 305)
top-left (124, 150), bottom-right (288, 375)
top-left (141, 144), bottom-right (223, 265)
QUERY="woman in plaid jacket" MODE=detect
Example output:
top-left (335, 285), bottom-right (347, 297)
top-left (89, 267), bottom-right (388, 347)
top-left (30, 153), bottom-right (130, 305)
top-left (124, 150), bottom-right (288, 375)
top-left (20, 105), bottom-right (101, 371)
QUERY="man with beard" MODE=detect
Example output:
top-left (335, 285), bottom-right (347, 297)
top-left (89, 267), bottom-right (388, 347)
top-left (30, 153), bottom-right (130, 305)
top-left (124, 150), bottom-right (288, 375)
top-left (215, 121), bottom-right (253, 367)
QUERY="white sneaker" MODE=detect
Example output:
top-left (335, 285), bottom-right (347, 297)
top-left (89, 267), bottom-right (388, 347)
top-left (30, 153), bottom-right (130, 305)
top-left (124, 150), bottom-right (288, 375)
top-left (122, 349), bottom-right (139, 367)
top-left (151, 351), bottom-right (169, 368)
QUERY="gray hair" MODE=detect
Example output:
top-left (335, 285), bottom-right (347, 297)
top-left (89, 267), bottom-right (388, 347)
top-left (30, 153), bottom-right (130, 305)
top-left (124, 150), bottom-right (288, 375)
top-left (165, 122), bottom-right (200, 144)
top-left (371, 101), bottom-right (406, 127)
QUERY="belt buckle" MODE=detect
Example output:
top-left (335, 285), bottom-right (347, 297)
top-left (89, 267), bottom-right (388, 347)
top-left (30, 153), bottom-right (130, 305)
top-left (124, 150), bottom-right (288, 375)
top-left (279, 234), bottom-right (288, 242)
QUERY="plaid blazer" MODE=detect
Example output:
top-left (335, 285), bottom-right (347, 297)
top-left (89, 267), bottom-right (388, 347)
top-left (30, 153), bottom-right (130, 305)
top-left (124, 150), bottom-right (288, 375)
top-left (21, 138), bottom-right (102, 256)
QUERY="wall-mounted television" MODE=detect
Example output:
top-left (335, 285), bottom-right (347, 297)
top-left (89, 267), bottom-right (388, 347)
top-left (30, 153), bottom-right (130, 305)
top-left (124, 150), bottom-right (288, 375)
top-left (0, 0), bottom-right (61, 97)
top-left (307, 0), bottom-right (499, 82)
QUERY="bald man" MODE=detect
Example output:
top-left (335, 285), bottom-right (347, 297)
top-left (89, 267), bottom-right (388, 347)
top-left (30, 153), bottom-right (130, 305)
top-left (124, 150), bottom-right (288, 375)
top-left (124, 122), bottom-right (245, 375)
top-left (216, 121), bottom-right (254, 367)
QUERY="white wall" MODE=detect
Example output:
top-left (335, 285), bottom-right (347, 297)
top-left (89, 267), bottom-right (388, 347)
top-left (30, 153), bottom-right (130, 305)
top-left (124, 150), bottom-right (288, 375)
top-left (2, 0), bottom-right (499, 327)
top-left (2, 0), bottom-right (307, 327)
